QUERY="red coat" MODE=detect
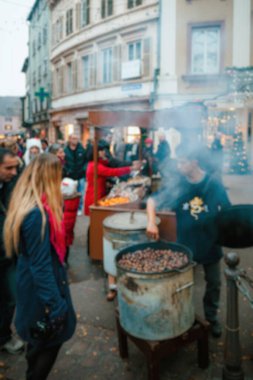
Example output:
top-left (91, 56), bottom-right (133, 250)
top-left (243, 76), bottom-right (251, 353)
top-left (84, 161), bottom-right (131, 215)
top-left (63, 196), bottom-right (80, 246)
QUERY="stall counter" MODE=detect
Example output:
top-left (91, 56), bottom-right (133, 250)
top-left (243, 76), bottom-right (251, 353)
top-left (89, 204), bottom-right (176, 261)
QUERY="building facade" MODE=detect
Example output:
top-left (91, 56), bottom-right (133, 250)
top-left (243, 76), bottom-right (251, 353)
top-left (27, 0), bottom-right (51, 137)
top-left (157, 0), bottom-right (253, 169)
top-left (49, 0), bottom-right (158, 143)
top-left (0, 97), bottom-right (22, 137)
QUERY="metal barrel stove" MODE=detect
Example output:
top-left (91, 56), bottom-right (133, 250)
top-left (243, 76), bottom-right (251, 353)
top-left (103, 212), bottom-right (160, 277)
top-left (116, 241), bottom-right (195, 341)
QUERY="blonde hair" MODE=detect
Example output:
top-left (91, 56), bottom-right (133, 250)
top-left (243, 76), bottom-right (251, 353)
top-left (4, 153), bottom-right (63, 257)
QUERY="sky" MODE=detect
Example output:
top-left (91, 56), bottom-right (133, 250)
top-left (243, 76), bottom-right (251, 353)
top-left (0, 0), bottom-right (35, 97)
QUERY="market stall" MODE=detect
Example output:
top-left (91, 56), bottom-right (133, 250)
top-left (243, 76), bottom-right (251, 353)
top-left (86, 110), bottom-right (177, 261)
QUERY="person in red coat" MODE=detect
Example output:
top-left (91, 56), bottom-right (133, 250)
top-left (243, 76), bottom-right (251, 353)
top-left (84, 143), bottom-right (140, 300)
top-left (84, 144), bottom-right (138, 216)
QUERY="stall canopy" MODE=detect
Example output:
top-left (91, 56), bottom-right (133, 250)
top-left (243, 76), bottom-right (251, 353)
top-left (87, 102), bottom-right (207, 130)
top-left (87, 110), bottom-right (155, 128)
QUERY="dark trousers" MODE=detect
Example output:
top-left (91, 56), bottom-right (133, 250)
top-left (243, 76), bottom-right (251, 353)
top-left (0, 262), bottom-right (16, 345)
top-left (26, 343), bottom-right (62, 380)
top-left (203, 261), bottom-right (221, 322)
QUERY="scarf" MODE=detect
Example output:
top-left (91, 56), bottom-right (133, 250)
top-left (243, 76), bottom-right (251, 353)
top-left (41, 194), bottom-right (66, 264)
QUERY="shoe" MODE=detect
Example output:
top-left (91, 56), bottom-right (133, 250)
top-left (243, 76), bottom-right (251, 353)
top-left (106, 289), bottom-right (117, 302)
top-left (209, 320), bottom-right (222, 338)
top-left (77, 210), bottom-right (82, 216)
top-left (1, 336), bottom-right (25, 354)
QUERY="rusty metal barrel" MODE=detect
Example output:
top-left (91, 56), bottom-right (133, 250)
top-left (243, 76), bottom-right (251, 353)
top-left (116, 241), bottom-right (195, 340)
top-left (103, 212), bottom-right (160, 277)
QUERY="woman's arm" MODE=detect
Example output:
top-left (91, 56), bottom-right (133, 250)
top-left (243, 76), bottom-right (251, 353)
top-left (21, 208), bottom-right (67, 321)
top-left (97, 162), bottom-right (131, 177)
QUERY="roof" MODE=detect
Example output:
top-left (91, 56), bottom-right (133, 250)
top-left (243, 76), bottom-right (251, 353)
top-left (0, 97), bottom-right (22, 117)
top-left (27, 0), bottom-right (40, 21)
top-left (21, 58), bottom-right (29, 73)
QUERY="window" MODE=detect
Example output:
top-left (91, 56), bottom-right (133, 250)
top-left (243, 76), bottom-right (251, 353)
top-left (81, 0), bottom-right (90, 27)
top-left (190, 25), bottom-right (221, 74)
top-left (101, 0), bottom-right (113, 19)
top-left (67, 62), bottom-right (73, 92)
top-left (43, 25), bottom-right (47, 44)
top-left (55, 68), bottom-right (60, 95)
top-left (32, 40), bottom-right (36, 55)
top-left (56, 18), bottom-right (63, 43)
top-left (32, 72), bottom-right (36, 86)
top-left (128, 0), bottom-right (142, 9)
top-left (82, 55), bottom-right (90, 88)
top-left (37, 32), bottom-right (41, 49)
top-left (102, 48), bottom-right (113, 84)
top-left (38, 66), bottom-right (41, 82)
top-left (5, 117), bottom-right (12, 122)
top-left (43, 60), bottom-right (47, 76)
top-left (128, 41), bottom-right (142, 61)
top-left (66, 9), bottom-right (73, 36)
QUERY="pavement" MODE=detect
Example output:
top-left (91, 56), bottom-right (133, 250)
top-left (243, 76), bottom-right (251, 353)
top-left (1, 174), bottom-right (253, 380)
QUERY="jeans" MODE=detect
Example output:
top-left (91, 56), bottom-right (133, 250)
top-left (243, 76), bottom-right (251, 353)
top-left (26, 343), bottom-right (62, 380)
top-left (0, 262), bottom-right (16, 345)
top-left (203, 261), bottom-right (221, 323)
top-left (77, 178), bottom-right (86, 212)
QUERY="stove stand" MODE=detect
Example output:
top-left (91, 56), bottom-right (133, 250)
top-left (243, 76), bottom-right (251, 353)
top-left (115, 309), bottom-right (210, 380)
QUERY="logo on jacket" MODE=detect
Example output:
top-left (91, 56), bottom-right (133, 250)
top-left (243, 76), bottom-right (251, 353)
top-left (182, 196), bottom-right (209, 220)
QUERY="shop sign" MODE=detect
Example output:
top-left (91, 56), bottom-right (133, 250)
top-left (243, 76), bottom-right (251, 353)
top-left (121, 83), bottom-right (142, 92)
top-left (121, 60), bottom-right (141, 80)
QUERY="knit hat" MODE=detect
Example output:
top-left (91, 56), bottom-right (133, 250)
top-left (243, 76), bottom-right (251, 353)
top-left (144, 137), bottom-right (153, 144)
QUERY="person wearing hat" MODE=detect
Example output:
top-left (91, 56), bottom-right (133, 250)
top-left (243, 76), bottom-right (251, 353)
top-left (23, 138), bottom-right (43, 166)
top-left (142, 137), bottom-right (154, 176)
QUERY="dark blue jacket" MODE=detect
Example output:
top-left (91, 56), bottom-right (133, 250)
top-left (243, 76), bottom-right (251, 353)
top-left (15, 208), bottom-right (76, 347)
top-left (153, 174), bottom-right (231, 264)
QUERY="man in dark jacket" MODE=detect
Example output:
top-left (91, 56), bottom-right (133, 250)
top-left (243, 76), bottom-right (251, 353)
top-left (146, 143), bottom-right (230, 338)
top-left (64, 135), bottom-right (87, 214)
top-left (0, 148), bottom-right (24, 354)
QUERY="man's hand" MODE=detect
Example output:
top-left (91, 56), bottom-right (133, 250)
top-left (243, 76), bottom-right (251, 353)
top-left (146, 222), bottom-right (159, 240)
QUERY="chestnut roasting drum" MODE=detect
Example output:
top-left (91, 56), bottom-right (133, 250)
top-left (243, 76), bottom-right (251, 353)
top-left (116, 241), bottom-right (195, 341)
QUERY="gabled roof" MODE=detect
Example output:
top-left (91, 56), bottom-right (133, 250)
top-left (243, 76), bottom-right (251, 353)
top-left (27, 0), bottom-right (40, 21)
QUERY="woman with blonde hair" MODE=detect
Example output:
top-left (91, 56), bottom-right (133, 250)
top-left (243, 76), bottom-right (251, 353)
top-left (4, 153), bottom-right (76, 380)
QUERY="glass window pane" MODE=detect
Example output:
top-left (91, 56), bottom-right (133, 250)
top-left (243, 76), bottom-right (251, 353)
top-left (136, 41), bottom-right (142, 60)
top-left (128, 44), bottom-right (134, 60)
top-left (191, 26), bottom-right (220, 74)
top-left (108, 0), bottom-right (113, 16)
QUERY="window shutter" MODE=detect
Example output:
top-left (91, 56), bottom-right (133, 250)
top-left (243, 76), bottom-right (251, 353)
top-left (52, 68), bottom-right (56, 97)
top-left (76, 2), bottom-right (81, 31)
top-left (73, 59), bottom-right (78, 91)
top-left (101, 0), bottom-right (105, 18)
top-left (77, 58), bottom-right (81, 90)
top-left (60, 66), bottom-right (64, 94)
top-left (52, 23), bottom-right (55, 45)
top-left (142, 37), bottom-right (151, 77)
top-left (113, 45), bottom-right (121, 82)
top-left (60, 16), bottom-right (64, 39)
top-left (90, 53), bottom-right (97, 87)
